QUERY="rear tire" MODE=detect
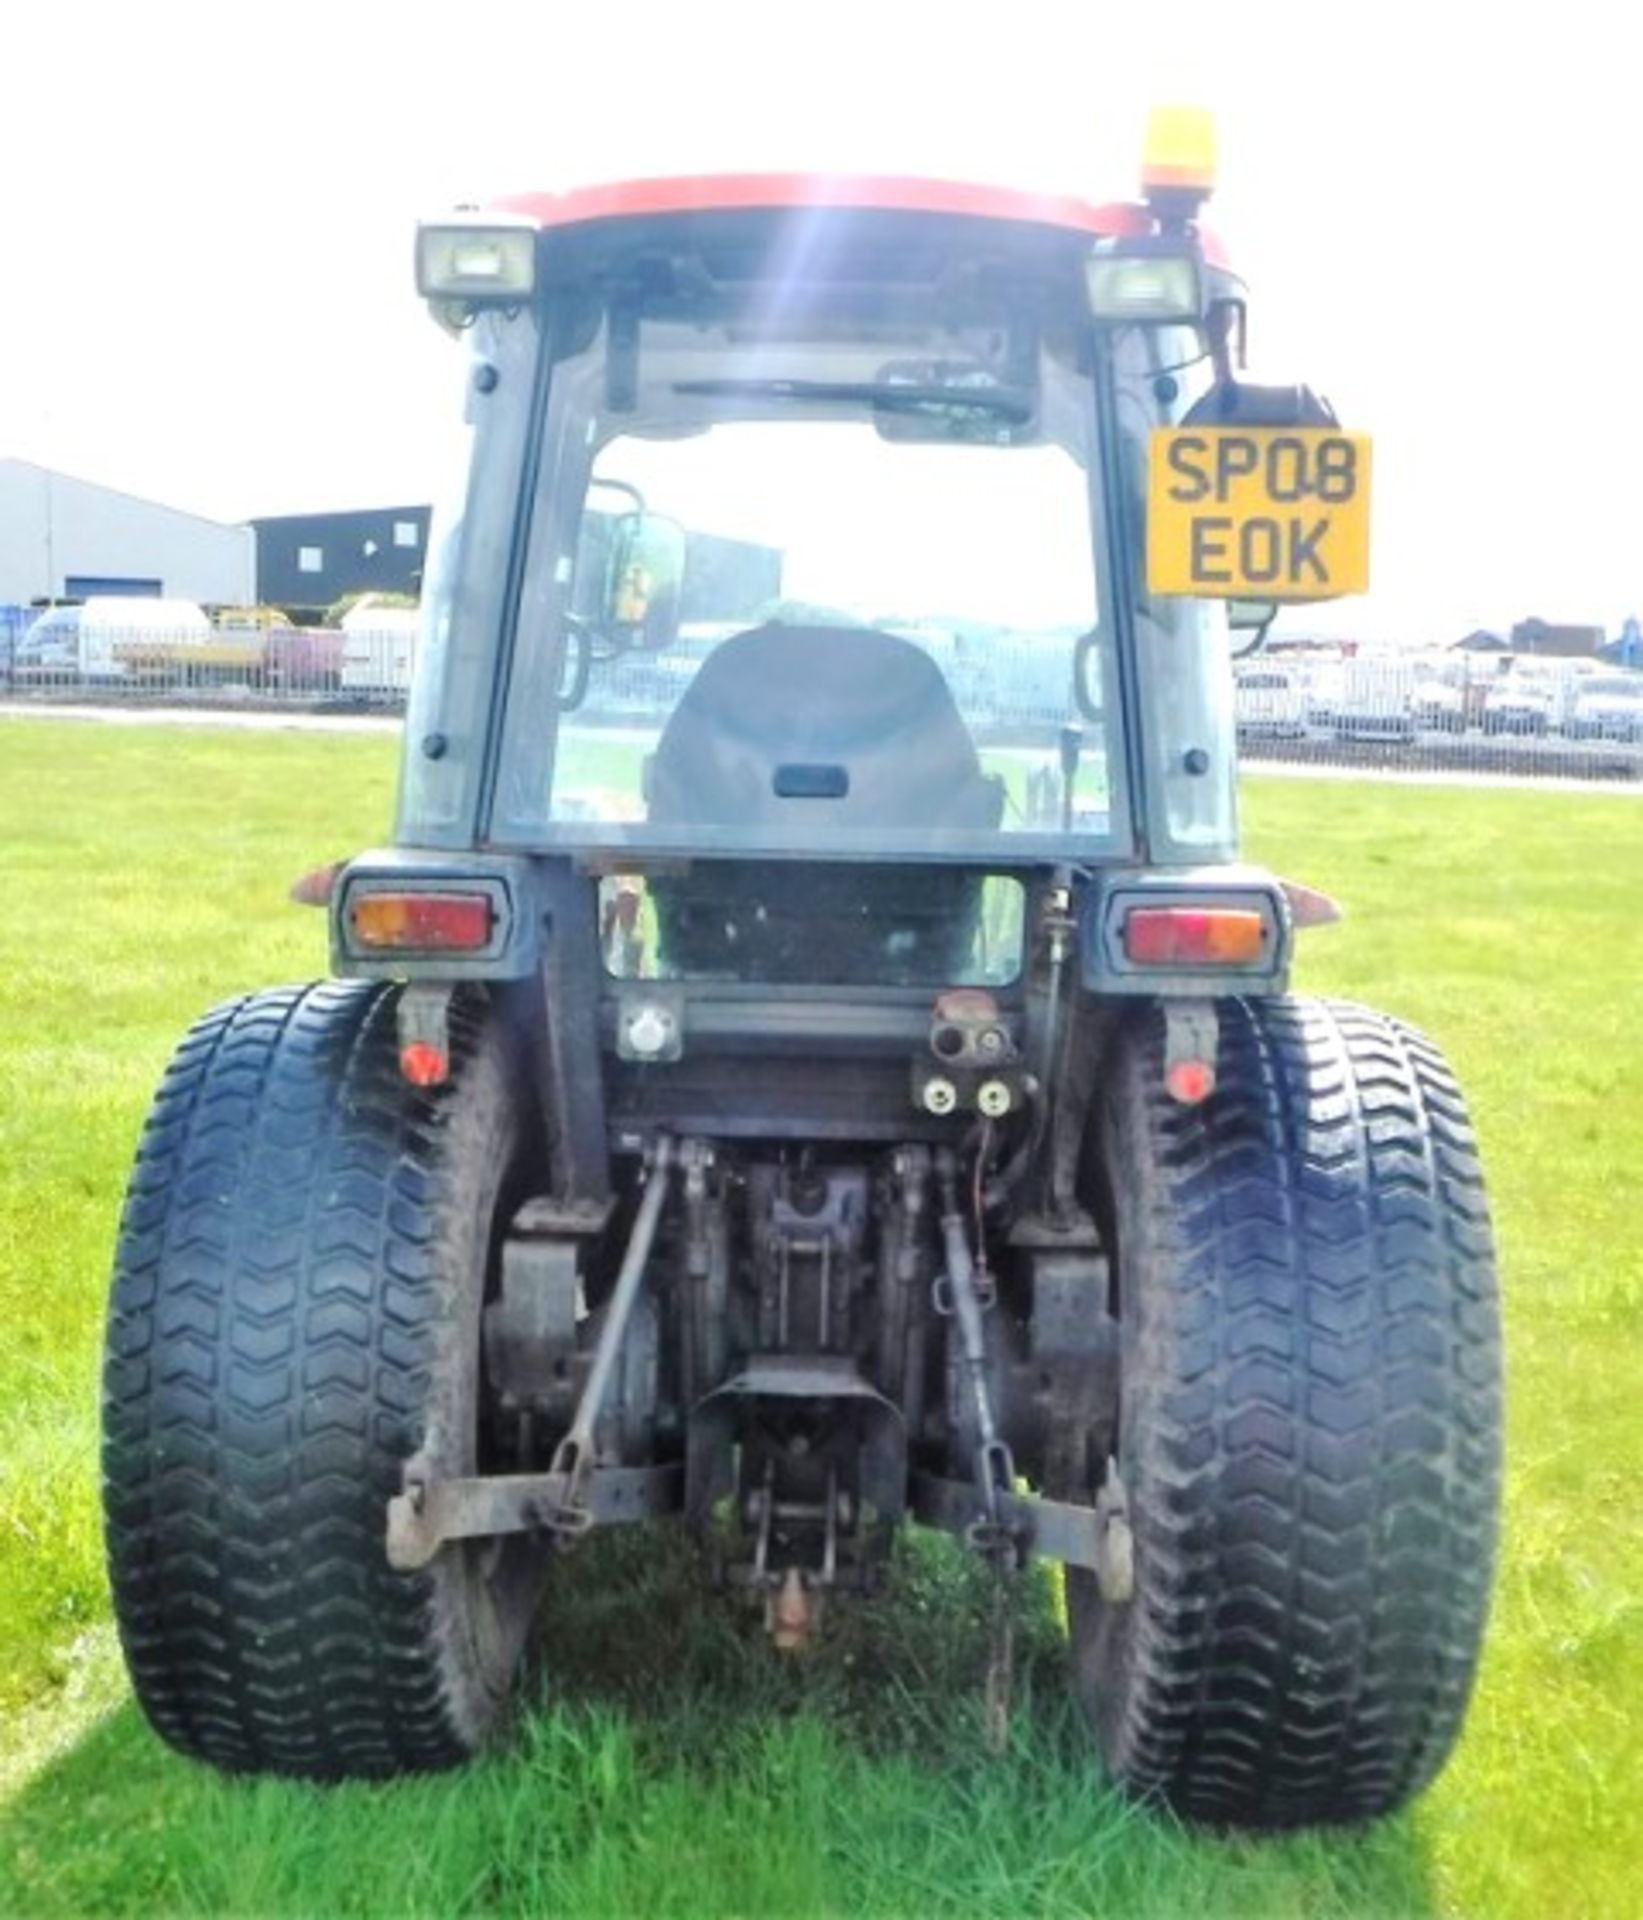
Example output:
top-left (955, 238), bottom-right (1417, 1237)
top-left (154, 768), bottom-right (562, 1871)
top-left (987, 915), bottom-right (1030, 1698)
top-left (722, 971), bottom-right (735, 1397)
top-left (1070, 996), bottom-right (1501, 1829)
top-left (103, 981), bottom-right (545, 1778)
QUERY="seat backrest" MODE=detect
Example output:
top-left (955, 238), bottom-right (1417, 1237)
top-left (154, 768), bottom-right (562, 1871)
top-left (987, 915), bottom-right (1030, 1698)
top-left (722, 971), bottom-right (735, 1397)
top-left (646, 622), bottom-right (1001, 832)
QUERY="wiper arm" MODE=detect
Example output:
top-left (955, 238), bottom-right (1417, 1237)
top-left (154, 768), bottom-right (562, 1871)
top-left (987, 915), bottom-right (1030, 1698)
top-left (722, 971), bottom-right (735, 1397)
top-left (672, 378), bottom-right (1033, 420)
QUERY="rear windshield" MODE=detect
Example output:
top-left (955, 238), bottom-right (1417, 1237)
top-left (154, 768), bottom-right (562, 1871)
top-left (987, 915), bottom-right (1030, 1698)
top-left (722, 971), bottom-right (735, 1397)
top-left (491, 311), bottom-right (1125, 861)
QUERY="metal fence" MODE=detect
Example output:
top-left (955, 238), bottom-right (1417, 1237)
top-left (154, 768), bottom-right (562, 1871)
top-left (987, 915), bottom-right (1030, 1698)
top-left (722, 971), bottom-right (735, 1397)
top-left (1232, 648), bottom-right (1643, 784)
top-left (4, 613), bottom-right (1641, 785)
top-left (1, 616), bottom-right (412, 711)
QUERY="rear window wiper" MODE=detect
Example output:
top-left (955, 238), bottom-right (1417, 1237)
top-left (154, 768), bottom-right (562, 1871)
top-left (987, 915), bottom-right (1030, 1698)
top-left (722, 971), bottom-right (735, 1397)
top-left (672, 378), bottom-right (1033, 421)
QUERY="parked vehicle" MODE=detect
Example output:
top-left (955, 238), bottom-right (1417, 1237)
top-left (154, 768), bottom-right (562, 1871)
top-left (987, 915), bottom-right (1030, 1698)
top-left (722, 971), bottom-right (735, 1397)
top-left (1482, 675), bottom-right (1557, 736)
top-left (19, 597), bottom-right (213, 683)
top-left (1569, 672), bottom-right (1643, 741)
top-left (98, 598), bottom-right (214, 681)
top-left (15, 605), bottom-right (84, 678)
top-left (262, 623), bottom-right (346, 693)
top-left (212, 605), bottom-right (293, 632)
top-left (1412, 676), bottom-right (1467, 732)
top-left (102, 120), bottom-right (1500, 1834)
top-left (1234, 664), bottom-right (1307, 735)
top-left (339, 597), bottom-right (419, 694)
top-left (0, 604), bottom-right (36, 681)
top-left (1331, 657), bottom-right (1418, 741)
top-left (1304, 657), bottom-right (1345, 726)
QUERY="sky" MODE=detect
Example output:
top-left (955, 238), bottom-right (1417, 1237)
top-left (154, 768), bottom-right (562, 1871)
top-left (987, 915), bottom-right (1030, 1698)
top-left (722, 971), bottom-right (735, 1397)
top-left (3, 0), bottom-right (1638, 645)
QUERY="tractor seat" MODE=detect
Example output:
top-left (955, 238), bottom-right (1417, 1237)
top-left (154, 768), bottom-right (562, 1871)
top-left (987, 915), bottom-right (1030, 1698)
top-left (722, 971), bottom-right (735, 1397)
top-left (646, 623), bottom-right (1001, 830)
top-left (645, 623), bottom-right (1001, 983)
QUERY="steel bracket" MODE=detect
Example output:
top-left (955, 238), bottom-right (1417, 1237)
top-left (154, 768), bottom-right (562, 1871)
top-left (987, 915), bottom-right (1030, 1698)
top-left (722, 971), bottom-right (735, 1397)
top-left (910, 1470), bottom-right (1104, 1572)
top-left (386, 1461), bottom-right (684, 1570)
top-left (1163, 997), bottom-right (1219, 1078)
top-left (396, 982), bottom-right (453, 1059)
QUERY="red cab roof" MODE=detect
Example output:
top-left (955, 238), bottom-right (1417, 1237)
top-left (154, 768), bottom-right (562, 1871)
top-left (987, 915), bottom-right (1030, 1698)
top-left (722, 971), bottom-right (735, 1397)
top-left (490, 173), bottom-right (1228, 267)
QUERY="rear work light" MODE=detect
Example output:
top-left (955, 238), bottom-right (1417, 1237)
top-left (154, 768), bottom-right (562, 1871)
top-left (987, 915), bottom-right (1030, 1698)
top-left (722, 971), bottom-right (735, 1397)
top-left (1123, 906), bottom-right (1266, 967)
top-left (415, 217), bottom-right (537, 302)
top-left (1086, 246), bottom-right (1204, 322)
top-left (348, 891), bottom-right (493, 953)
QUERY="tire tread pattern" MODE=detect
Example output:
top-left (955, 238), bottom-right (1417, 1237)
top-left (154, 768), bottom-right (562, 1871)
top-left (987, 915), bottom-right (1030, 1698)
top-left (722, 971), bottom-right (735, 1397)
top-left (102, 980), bottom-right (510, 1778)
top-left (1079, 995), bottom-right (1502, 1829)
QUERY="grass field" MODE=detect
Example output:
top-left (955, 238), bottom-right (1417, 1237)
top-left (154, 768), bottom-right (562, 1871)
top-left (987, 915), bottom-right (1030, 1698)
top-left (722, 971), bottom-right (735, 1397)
top-left (1, 715), bottom-right (1639, 1917)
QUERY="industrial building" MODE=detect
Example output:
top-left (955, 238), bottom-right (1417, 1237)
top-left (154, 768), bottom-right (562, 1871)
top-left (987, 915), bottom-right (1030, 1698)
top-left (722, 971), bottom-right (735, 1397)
top-left (0, 459), bottom-right (255, 607)
top-left (251, 505), bottom-right (431, 612)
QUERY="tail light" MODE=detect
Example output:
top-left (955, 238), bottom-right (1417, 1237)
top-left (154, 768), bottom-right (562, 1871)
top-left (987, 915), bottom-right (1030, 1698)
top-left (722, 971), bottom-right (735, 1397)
top-left (1124, 906), bottom-right (1266, 967)
top-left (348, 891), bottom-right (493, 953)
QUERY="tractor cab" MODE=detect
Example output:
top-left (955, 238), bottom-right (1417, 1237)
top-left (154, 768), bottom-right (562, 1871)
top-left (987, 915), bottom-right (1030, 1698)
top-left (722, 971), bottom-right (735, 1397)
top-left (403, 166), bottom-right (1251, 881)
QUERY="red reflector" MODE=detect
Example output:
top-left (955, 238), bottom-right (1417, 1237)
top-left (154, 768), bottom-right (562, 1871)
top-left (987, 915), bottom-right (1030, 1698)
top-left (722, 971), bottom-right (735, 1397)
top-left (400, 1041), bottom-right (450, 1088)
top-left (1165, 1058), bottom-right (1216, 1105)
top-left (1124, 906), bottom-right (1265, 966)
top-left (349, 891), bottom-right (492, 952)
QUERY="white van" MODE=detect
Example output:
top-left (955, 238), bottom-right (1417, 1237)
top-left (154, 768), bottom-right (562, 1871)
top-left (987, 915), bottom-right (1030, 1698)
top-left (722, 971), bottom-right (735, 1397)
top-left (1234, 665), bottom-right (1308, 736)
top-left (1331, 655), bottom-right (1420, 742)
top-left (339, 598), bottom-right (420, 695)
top-left (43, 597), bottom-right (211, 681)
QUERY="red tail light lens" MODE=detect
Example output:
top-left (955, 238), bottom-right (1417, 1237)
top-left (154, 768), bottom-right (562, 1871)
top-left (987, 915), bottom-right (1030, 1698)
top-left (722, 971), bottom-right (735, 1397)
top-left (349, 891), bottom-right (493, 952)
top-left (1124, 906), bottom-right (1266, 967)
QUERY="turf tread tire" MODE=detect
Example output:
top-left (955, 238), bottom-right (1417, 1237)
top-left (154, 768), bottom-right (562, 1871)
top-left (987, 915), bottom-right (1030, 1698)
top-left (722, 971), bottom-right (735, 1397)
top-left (1070, 995), bottom-right (1502, 1829)
top-left (102, 980), bottom-right (539, 1779)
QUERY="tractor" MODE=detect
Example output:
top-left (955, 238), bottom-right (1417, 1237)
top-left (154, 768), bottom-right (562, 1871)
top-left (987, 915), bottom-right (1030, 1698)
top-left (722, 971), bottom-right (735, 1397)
top-left (102, 111), bottom-right (1501, 1830)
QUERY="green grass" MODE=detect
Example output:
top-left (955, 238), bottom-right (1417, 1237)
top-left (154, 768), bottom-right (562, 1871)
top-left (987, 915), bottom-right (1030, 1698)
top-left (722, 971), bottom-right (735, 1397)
top-left (1, 715), bottom-right (1639, 1917)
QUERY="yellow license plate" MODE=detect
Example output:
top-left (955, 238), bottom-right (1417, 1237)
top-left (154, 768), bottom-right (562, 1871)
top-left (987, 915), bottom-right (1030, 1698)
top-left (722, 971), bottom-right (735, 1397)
top-left (1146, 427), bottom-right (1372, 600)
